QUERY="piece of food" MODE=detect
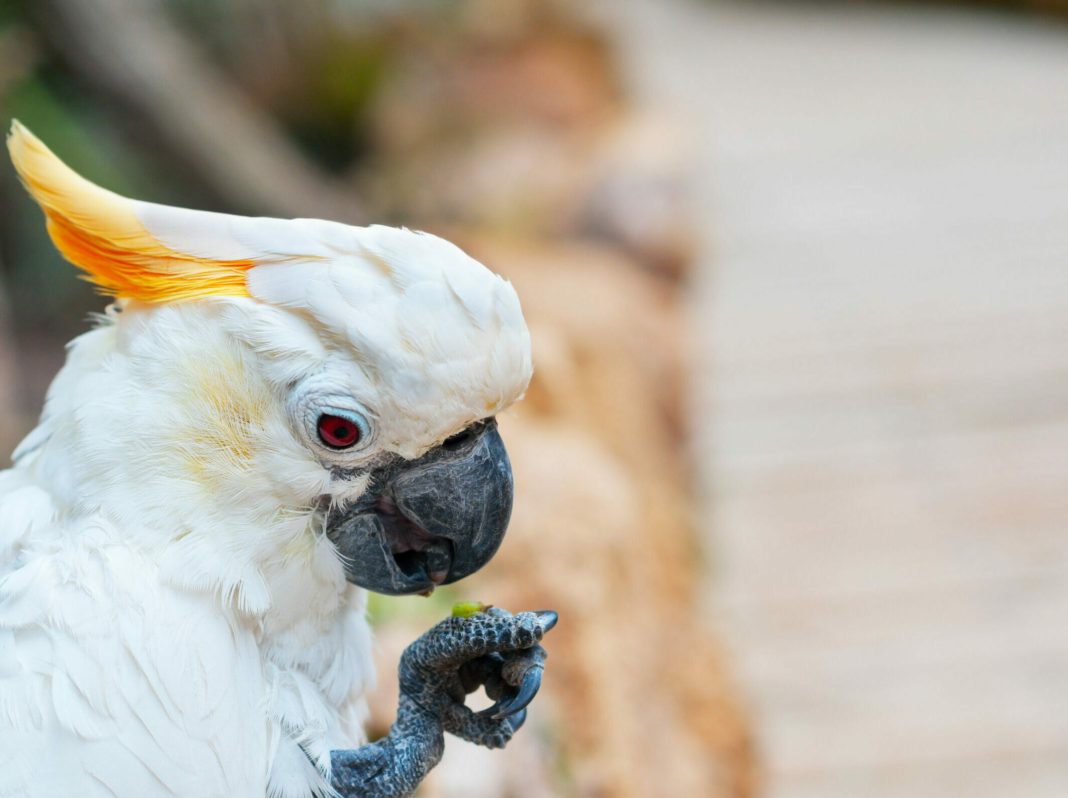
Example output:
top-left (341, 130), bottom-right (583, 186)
top-left (452, 601), bottom-right (492, 618)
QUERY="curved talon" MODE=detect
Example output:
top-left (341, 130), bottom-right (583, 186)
top-left (535, 610), bottom-right (559, 632)
top-left (483, 665), bottom-right (543, 719)
top-left (506, 708), bottom-right (528, 733)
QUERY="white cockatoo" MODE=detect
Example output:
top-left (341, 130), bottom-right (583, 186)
top-left (0, 122), bottom-right (556, 798)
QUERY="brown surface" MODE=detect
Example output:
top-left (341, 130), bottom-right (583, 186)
top-left (610, 1), bottom-right (1068, 796)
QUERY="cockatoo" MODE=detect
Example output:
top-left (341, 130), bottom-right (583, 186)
top-left (0, 122), bottom-right (556, 798)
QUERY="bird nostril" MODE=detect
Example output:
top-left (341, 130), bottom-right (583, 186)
top-left (442, 419), bottom-right (492, 451)
top-left (442, 428), bottom-right (475, 450)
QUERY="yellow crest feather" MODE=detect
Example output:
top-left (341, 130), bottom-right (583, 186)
top-left (6, 121), bottom-right (253, 303)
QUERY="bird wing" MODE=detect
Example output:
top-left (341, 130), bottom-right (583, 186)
top-left (0, 476), bottom-right (269, 797)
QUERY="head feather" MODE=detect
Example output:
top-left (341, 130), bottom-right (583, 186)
top-left (7, 122), bottom-right (532, 430)
top-left (7, 121), bottom-right (254, 302)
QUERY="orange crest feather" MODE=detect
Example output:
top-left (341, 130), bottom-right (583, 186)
top-left (6, 121), bottom-right (253, 303)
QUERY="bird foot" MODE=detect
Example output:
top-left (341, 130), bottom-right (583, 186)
top-left (331, 607), bottom-right (558, 798)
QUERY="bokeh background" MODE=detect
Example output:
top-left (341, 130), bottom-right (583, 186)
top-left (2, 1), bottom-right (1067, 797)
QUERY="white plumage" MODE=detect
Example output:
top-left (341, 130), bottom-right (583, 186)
top-left (0, 124), bottom-right (532, 797)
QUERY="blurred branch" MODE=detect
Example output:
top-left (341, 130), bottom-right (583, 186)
top-left (0, 26), bottom-right (42, 98)
top-left (29, 0), bottom-right (364, 221)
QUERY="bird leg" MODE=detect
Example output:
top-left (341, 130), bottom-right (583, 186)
top-left (331, 608), bottom-right (557, 798)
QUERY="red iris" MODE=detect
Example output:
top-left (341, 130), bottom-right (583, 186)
top-left (317, 414), bottom-right (361, 449)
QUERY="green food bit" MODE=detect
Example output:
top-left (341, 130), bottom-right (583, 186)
top-left (451, 601), bottom-right (490, 618)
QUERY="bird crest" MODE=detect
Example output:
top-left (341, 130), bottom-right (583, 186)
top-left (7, 121), bottom-right (532, 429)
top-left (7, 121), bottom-right (255, 303)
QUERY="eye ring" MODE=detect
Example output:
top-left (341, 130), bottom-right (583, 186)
top-left (290, 385), bottom-right (375, 456)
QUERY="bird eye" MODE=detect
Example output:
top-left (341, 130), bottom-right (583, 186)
top-left (317, 413), bottom-right (364, 449)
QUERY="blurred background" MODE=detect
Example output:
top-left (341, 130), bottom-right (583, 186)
top-left (2, 0), bottom-right (1067, 796)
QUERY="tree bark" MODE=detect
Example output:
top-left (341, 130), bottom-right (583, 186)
top-left (29, 0), bottom-right (364, 221)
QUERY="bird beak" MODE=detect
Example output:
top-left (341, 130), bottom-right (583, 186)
top-left (325, 419), bottom-right (514, 595)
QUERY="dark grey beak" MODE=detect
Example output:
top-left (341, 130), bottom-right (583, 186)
top-left (325, 419), bottom-right (513, 595)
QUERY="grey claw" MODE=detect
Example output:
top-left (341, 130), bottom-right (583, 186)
top-left (484, 665), bottom-right (543, 720)
top-left (535, 610), bottom-right (559, 632)
top-left (506, 708), bottom-right (528, 733)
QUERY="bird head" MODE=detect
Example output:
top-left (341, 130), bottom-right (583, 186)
top-left (7, 122), bottom-right (532, 602)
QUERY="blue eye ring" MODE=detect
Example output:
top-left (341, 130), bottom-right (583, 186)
top-left (291, 386), bottom-right (375, 455)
